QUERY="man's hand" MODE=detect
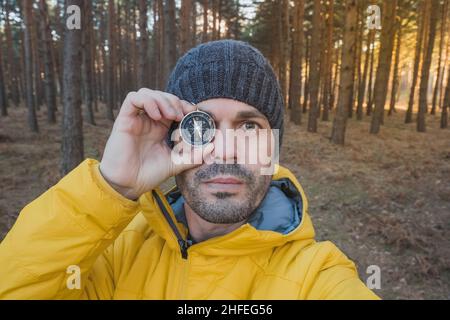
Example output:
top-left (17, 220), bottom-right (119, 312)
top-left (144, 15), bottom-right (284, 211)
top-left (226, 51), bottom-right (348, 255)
top-left (99, 89), bottom-right (214, 200)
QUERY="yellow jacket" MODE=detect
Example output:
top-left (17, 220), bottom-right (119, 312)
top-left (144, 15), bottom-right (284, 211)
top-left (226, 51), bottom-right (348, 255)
top-left (0, 159), bottom-right (379, 299)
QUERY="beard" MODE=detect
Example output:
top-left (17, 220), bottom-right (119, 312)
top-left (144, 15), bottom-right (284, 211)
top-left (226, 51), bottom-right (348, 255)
top-left (176, 163), bottom-right (271, 224)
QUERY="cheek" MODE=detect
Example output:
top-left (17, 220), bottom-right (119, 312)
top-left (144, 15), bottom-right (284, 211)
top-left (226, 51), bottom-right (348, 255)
top-left (236, 133), bottom-right (274, 167)
top-left (175, 168), bottom-right (196, 190)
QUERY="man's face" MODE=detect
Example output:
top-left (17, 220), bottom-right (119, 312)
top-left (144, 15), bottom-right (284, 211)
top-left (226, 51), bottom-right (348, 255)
top-left (175, 98), bottom-right (276, 224)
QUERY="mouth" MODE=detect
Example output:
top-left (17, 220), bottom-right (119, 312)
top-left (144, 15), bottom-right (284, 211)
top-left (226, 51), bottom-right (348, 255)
top-left (202, 176), bottom-right (244, 192)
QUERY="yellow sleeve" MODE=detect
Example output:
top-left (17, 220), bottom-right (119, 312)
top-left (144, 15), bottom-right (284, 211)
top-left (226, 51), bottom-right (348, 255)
top-left (0, 159), bottom-right (140, 299)
top-left (305, 242), bottom-right (381, 300)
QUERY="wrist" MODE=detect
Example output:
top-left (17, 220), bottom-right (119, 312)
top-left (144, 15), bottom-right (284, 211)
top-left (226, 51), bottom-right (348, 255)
top-left (98, 166), bottom-right (141, 201)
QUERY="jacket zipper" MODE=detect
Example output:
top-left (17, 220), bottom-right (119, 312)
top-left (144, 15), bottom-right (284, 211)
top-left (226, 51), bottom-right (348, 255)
top-left (152, 190), bottom-right (192, 259)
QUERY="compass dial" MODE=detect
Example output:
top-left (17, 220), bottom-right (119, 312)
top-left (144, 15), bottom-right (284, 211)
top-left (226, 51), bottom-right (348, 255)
top-left (179, 110), bottom-right (215, 146)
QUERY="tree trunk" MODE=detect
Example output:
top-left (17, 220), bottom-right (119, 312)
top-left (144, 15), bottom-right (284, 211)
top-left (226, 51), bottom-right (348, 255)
top-left (370, 0), bottom-right (397, 134)
top-left (82, 0), bottom-right (96, 125)
top-left (106, 0), bottom-right (116, 120)
top-left (330, 44), bottom-right (340, 112)
top-left (116, 3), bottom-right (124, 101)
top-left (157, 0), bottom-right (165, 89)
top-left (4, 2), bottom-right (20, 106)
top-left (217, 0), bottom-right (222, 40)
top-left (357, 29), bottom-right (374, 119)
top-left (53, 0), bottom-right (64, 98)
top-left (302, 35), bottom-right (310, 114)
top-left (405, 0), bottom-right (427, 123)
top-left (61, 0), bottom-right (84, 175)
top-left (0, 33), bottom-right (7, 117)
top-left (38, 0), bottom-right (57, 124)
top-left (388, 22), bottom-right (401, 116)
top-left (417, 0), bottom-right (439, 132)
top-left (288, 0), bottom-right (305, 125)
top-left (152, 0), bottom-right (161, 89)
top-left (163, 0), bottom-right (177, 87)
top-left (32, 6), bottom-right (44, 110)
top-left (431, 0), bottom-right (448, 115)
top-left (202, 0), bottom-right (209, 43)
top-left (22, 0), bottom-right (39, 132)
top-left (330, 0), bottom-right (357, 145)
top-left (138, 0), bottom-right (149, 88)
top-left (192, 1), bottom-right (197, 46)
top-left (321, 0), bottom-right (334, 122)
top-left (98, 0), bottom-right (107, 103)
top-left (441, 63), bottom-right (450, 128)
top-left (278, 0), bottom-right (289, 105)
top-left (180, 0), bottom-right (193, 54)
top-left (348, 1), bottom-right (363, 120)
top-left (366, 32), bottom-right (375, 116)
top-left (307, 0), bottom-right (322, 133)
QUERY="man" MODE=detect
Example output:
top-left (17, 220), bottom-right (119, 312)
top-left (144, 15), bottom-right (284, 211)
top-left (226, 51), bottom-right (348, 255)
top-left (0, 40), bottom-right (379, 299)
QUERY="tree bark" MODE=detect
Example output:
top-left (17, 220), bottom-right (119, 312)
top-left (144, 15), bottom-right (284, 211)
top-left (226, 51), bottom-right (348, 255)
top-left (0, 31), bottom-right (7, 117)
top-left (431, 0), bottom-right (448, 115)
top-left (288, 0), bottom-right (305, 125)
top-left (307, 0), bottom-right (322, 133)
top-left (405, 0), bottom-right (427, 123)
top-left (61, 0), bottom-right (84, 175)
top-left (202, 0), bottom-right (209, 43)
top-left (137, 0), bottom-right (149, 88)
top-left (388, 21), bottom-right (401, 116)
top-left (22, 0), bottom-right (39, 132)
top-left (163, 0), bottom-right (177, 87)
top-left (38, 0), bottom-right (57, 124)
top-left (321, 0), bottom-right (334, 122)
top-left (106, 0), bottom-right (116, 120)
top-left (370, 0), bottom-right (397, 134)
top-left (366, 32), bottom-right (375, 116)
top-left (417, 0), bottom-right (439, 132)
top-left (330, 0), bottom-right (357, 145)
top-left (278, 0), bottom-right (289, 106)
top-left (357, 30), bottom-right (374, 119)
top-left (441, 62), bottom-right (450, 128)
top-left (180, 0), bottom-right (193, 54)
top-left (4, 1), bottom-right (20, 106)
top-left (302, 35), bottom-right (310, 114)
top-left (82, 0), bottom-right (96, 125)
top-left (32, 5), bottom-right (44, 110)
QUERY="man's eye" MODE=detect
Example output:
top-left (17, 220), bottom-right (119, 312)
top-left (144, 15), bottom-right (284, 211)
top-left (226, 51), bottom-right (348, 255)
top-left (241, 122), bottom-right (260, 131)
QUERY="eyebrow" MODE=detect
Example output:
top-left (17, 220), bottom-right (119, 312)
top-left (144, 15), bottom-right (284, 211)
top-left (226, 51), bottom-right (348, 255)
top-left (235, 110), bottom-right (268, 121)
top-left (197, 108), bottom-right (217, 122)
top-left (197, 108), bottom-right (268, 123)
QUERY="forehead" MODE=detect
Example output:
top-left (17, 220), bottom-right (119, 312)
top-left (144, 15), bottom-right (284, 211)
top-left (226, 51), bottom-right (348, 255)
top-left (196, 98), bottom-right (268, 122)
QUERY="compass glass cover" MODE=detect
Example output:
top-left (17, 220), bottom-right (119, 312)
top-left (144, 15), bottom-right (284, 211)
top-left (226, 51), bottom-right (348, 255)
top-left (180, 111), bottom-right (215, 146)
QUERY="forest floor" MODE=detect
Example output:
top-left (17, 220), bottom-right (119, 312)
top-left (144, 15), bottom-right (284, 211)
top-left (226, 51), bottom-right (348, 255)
top-left (1, 104), bottom-right (449, 299)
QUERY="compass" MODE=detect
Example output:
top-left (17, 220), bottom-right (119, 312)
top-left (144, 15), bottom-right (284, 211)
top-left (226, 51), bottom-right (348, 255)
top-left (179, 108), bottom-right (215, 146)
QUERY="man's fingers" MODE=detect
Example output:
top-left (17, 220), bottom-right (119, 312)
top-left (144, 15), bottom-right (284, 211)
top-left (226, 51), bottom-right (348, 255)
top-left (118, 90), bottom-right (196, 128)
top-left (180, 100), bottom-right (197, 115)
top-left (141, 99), bottom-right (162, 121)
top-left (157, 93), bottom-right (184, 121)
top-left (162, 92), bottom-right (187, 120)
top-left (118, 91), bottom-right (141, 117)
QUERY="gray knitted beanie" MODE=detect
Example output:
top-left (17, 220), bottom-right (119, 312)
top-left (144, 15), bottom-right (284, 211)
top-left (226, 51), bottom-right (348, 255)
top-left (165, 39), bottom-right (284, 146)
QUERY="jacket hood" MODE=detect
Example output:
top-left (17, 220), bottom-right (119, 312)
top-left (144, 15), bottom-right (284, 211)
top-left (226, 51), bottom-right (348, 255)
top-left (139, 164), bottom-right (316, 257)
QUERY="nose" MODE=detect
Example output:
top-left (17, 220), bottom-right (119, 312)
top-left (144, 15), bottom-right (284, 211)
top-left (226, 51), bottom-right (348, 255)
top-left (211, 126), bottom-right (237, 164)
